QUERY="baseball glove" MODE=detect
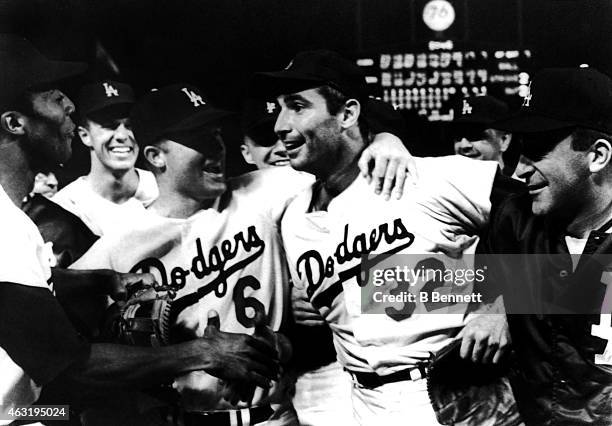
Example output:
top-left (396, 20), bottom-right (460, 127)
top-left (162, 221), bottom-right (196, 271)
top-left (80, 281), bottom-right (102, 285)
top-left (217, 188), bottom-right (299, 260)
top-left (426, 339), bottom-right (523, 426)
top-left (115, 283), bottom-right (175, 347)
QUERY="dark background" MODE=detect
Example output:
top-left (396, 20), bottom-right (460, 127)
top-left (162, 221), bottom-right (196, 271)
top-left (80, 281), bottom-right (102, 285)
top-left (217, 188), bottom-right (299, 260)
top-left (2, 0), bottom-right (611, 177)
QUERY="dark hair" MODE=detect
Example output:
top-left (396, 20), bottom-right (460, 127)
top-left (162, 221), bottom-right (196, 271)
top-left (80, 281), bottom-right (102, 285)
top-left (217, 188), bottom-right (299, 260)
top-left (571, 127), bottom-right (612, 151)
top-left (315, 85), bottom-right (370, 139)
top-left (5, 90), bottom-right (36, 117)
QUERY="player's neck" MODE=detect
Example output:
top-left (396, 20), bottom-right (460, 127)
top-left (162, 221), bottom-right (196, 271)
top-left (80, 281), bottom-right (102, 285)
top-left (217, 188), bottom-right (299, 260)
top-left (311, 160), bottom-right (360, 211)
top-left (87, 160), bottom-right (139, 203)
top-left (565, 192), bottom-right (612, 238)
top-left (0, 139), bottom-right (35, 206)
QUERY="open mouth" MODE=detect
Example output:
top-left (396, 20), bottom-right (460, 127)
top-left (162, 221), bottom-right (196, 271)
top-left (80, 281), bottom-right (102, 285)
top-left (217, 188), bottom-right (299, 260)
top-left (527, 181), bottom-right (547, 194)
top-left (282, 139), bottom-right (304, 155)
top-left (271, 159), bottom-right (291, 166)
top-left (202, 161), bottom-right (225, 181)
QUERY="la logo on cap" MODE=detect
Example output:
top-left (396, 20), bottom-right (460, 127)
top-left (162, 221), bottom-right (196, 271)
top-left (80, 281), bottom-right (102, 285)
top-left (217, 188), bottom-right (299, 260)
top-left (461, 99), bottom-right (473, 115)
top-left (103, 82), bottom-right (119, 98)
top-left (181, 87), bottom-right (205, 107)
top-left (266, 102), bottom-right (276, 114)
top-left (522, 81), bottom-right (533, 107)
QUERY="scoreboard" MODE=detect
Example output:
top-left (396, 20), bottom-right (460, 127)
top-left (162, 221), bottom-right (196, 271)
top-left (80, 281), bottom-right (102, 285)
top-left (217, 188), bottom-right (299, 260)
top-left (357, 41), bottom-right (533, 122)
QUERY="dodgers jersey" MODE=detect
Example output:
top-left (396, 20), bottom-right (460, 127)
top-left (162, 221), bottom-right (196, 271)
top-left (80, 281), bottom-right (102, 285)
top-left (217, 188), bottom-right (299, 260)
top-left (281, 156), bottom-right (497, 376)
top-left (53, 168), bottom-right (158, 236)
top-left (73, 167), bottom-right (311, 410)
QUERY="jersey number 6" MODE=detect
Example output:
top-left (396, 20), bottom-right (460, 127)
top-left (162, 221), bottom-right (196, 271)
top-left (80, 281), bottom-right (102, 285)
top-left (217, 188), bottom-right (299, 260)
top-left (233, 276), bottom-right (266, 328)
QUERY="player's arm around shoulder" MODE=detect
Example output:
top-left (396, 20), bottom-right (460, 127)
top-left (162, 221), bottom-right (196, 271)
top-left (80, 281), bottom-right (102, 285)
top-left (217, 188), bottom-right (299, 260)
top-left (359, 132), bottom-right (418, 200)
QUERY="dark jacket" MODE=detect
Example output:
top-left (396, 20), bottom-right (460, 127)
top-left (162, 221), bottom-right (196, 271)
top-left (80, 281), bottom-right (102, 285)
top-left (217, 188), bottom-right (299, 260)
top-left (480, 192), bottom-right (612, 426)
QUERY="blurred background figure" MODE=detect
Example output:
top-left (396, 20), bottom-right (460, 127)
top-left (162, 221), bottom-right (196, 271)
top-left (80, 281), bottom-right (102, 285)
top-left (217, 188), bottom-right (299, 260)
top-left (32, 170), bottom-right (59, 198)
top-left (240, 97), bottom-right (290, 169)
top-left (450, 95), bottom-right (519, 176)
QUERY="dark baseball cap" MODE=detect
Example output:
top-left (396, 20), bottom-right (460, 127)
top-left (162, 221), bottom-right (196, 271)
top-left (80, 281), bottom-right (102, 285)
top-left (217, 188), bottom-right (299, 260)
top-left (452, 95), bottom-right (509, 125)
top-left (130, 84), bottom-right (232, 151)
top-left (256, 49), bottom-right (369, 102)
top-left (241, 97), bottom-right (279, 146)
top-left (78, 80), bottom-right (134, 119)
top-left (496, 66), bottom-right (612, 134)
top-left (242, 97), bottom-right (280, 131)
top-left (0, 34), bottom-right (86, 110)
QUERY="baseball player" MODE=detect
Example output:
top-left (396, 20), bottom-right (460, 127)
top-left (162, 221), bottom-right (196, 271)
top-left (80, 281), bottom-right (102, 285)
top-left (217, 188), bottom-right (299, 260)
top-left (258, 49), bottom-right (508, 424)
top-left (0, 35), bottom-right (280, 425)
top-left (53, 80), bottom-right (158, 236)
top-left (240, 96), bottom-right (354, 425)
top-left (480, 67), bottom-right (612, 425)
top-left (450, 95), bottom-right (517, 176)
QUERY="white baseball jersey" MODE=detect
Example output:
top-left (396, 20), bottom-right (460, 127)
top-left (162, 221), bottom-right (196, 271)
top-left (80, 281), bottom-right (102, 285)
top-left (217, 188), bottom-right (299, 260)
top-left (0, 184), bottom-right (52, 424)
top-left (53, 168), bottom-right (158, 236)
top-left (73, 167), bottom-right (312, 411)
top-left (281, 156), bottom-right (497, 376)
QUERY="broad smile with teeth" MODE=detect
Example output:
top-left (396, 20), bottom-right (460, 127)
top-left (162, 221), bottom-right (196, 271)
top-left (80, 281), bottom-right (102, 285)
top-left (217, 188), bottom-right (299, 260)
top-left (108, 146), bottom-right (134, 155)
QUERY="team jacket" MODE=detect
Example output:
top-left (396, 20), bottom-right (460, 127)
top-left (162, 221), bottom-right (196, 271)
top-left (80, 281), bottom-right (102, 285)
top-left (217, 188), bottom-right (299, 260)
top-left (480, 192), bottom-right (612, 426)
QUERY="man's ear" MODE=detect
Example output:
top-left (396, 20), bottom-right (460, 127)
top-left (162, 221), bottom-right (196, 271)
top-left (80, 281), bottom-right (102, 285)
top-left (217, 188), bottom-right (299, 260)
top-left (588, 138), bottom-right (612, 173)
top-left (240, 143), bottom-right (255, 165)
top-left (0, 111), bottom-right (26, 136)
top-left (340, 99), bottom-right (361, 129)
top-left (77, 126), bottom-right (93, 148)
top-left (143, 145), bottom-right (166, 170)
top-left (499, 132), bottom-right (512, 153)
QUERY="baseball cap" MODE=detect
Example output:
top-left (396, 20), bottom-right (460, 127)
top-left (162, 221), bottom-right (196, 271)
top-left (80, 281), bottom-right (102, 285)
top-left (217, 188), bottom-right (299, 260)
top-left (256, 49), bottom-right (369, 102)
top-left (0, 34), bottom-right (87, 110)
top-left (452, 95), bottom-right (509, 125)
top-left (241, 97), bottom-right (279, 146)
top-left (496, 66), bottom-right (612, 134)
top-left (130, 84), bottom-right (232, 152)
top-left (77, 80), bottom-right (134, 119)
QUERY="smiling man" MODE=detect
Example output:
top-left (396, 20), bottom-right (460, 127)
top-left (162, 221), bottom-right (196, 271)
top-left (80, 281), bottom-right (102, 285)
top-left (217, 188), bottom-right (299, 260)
top-left (53, 80), bottom-right (158, 236)
top-left (481, 66), bottom-right (612, 425)
top-left (241, 97), bottom-right (291, 169)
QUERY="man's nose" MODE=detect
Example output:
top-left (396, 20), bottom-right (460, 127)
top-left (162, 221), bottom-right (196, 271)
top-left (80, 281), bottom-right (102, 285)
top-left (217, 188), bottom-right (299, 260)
top-left (114, 123), bottom-right (133, 140)
top-left (274, 110), bottom-right (290, 140)
top-left (62, 92), bottom-right (76, 116)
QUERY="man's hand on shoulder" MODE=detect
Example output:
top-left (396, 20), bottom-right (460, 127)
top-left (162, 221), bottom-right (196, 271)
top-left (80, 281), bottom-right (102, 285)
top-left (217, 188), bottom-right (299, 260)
top-left (358, 132), bottom-right (418, 200)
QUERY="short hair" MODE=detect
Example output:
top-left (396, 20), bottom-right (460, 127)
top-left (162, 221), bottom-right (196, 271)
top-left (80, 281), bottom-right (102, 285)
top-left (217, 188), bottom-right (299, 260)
top-left (315, 85), bottom-right (370, 140)
top-left (571, 127), bottom-right (612, 151)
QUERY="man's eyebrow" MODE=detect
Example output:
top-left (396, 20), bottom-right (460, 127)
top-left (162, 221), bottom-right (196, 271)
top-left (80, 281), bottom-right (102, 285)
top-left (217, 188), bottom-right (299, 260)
top-left (282, 93), bottom-right (311, 104)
